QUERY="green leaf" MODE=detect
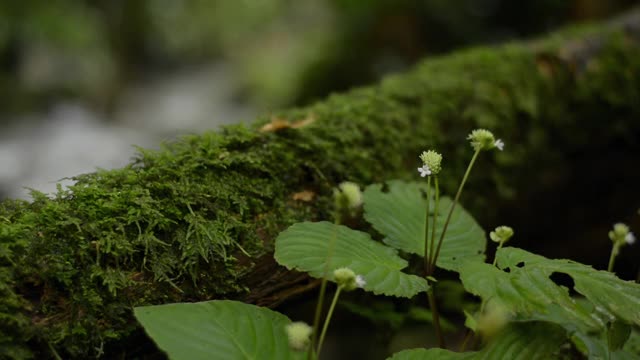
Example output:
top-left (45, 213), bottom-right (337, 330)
top-left (134, 300), bottom-right (306, 360)
top-left (388, 322), bottom-right (566, 360)
top-left (363, 180), bottom-right (485, 271)
top-left (459, 247), bottom-right (640, 358)
top-left (496, 247), bottom-right (640, 327)
top-left (609, 321), bottom-right (632, 352)
top-left (274, 221), bottom-right (429, 298)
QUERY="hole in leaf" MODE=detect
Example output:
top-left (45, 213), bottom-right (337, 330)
top-left (549, 272), bottom-right (575, 292)
top-left (515, 261), bottom-right (525, 268)
top-left (476, 250), bottom-right (482, 255)
top-left (451, 257), bottom-right (456, 261)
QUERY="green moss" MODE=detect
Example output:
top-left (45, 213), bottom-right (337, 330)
top-left (1, 17), bottom-right (640, 358)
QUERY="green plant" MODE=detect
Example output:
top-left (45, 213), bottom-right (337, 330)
top-left (134, 129), bottom-right (639, 359)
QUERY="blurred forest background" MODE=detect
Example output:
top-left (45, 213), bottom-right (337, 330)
top-left (0, 0), bottom-right (637, 200)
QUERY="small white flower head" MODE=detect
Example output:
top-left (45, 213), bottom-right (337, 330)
top-left (467, 129), bottom-right (499, 151)
top-left (355, 275), bottom-right (366, 288)
top-left (419, 150), bottom-right (442, 175)
top-left (489, 226), bottom-right (514, 244)
top-left (417, 165), bottom-right (431, 177)
top-left (609, 223), bottom-right (632, 245)
top-left (285, 321), bottom-right (312, 351)
top-left (625, 232), bottom-right (636, 245)
top-left (333, 267), bottom-right (363, 291)
top-left (333, 181), bottom-right (362, 213)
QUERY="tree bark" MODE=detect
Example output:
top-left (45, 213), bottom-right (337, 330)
top-left (1, 9), bottom-right (640, 359)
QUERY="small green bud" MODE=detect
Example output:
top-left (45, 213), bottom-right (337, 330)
top-left (285, 321), bottom-right (312, 351)
top-left (477, 301), bottom-right (510, 339)
top-left (490, 226), bottom-right (514, 244)
top-left (419, 150), bottom-right (442, 175)
top-left (467, 129), bottom-right (504, 151)
top-left (333, 267), bottom-right (365, 291)
top-left (609, 223), bottom-right (635, 245)
top-left (333, 181), bottom-right (362, 214)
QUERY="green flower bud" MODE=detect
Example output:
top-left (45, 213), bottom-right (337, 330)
top-left (489, 226), bottom-right (514, 244)
top-left (285, 321), bottom-right (312, 351)
top-left (333, 182), bottom-right (362, 214)
top-left (609, 223), bottom-right (635, 245)
top-left (467, 129), bottom-right (503, 151)
top-left (333, 267), bottom-right (365, 291)
top-left (419, 150), bottom-right (443, 175)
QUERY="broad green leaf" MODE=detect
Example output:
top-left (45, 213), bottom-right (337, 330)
top-left (459, 261), bottom-right (600, 330)
top-left (363, 180), bottom-right (485, 271)
top-left (459, 247), bottom-right (640, 358)
top-left (274, 221), bottom-right (429, 298)
top-left (571, 328), bottom-right (639, 360)
top-left (388, 322), bottom-right (566, 360)
top-left (134, 300), bottom-right (306, 360)
top-left (496, 247), bottom-right (640, 327)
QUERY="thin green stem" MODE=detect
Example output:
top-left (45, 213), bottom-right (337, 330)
top-left (427, 287), bottom-right (446, 348)
top-left (492, 241), bottom-right (504, 267)
top-left (459, 329), bottom-right (473, 352)
top-left (424, 176), bottom-right (432, 272)
top-left (607, 242), bottom-right (620, 272)
top-left (429, 149), bottom-right (481, 275)
top-left (428, 177), bottom-right (440, 272)
top-left (317, 286), bottom-right (343, 358)
top-left (309, 221), bottom-right (339, 359)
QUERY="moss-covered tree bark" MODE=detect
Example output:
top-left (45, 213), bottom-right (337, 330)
top-left (1, 9), bottom-right (640, 359)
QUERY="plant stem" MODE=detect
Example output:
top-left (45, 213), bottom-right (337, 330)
top-left (317, 285), bottom-right (343, 358)
top-left (607, 242), bottom-right (620, 272)
top-left (424, 176), bottom-right (432, 272)
top-left (492, 241), bottom-right (504, 267)
top-left (309, 222), bottom-right (339, 359)
top-left (429, 148), bottom-right (481, 275)
top-left (459, 329), bottom-right (473, 352)
top-left (427, 287), bottom-right (446, 348)
top-left (428, 177), bottom-right (440, 272)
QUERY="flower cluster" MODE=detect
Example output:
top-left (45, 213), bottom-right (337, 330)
top-left (417, 150), bottom-right (442, 177)
top-left (609, 223), bottom-right (636, 246)
top-left (489, 226), bottom-right (514, 244)
top-left (467, 129), bottom-right (504, 151)
top-left (285, 322), bottom-right (312, 351)
top-left (333, 267), bottom-right (366, 291)
top-left (333, 181), bottom-right (363, 218)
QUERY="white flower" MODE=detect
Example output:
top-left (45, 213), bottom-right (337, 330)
top-left (626, 232), bottom-right (636, 245)
top-left (355, 275), bottom-right (366, 288)
top-left (494, 139), bottom-right (504, 151)
top-left (417, 165), bottom-right (431, 177)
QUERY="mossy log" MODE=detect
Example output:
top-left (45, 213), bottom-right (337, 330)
top-left (2, 10), bottom-right (640, 359)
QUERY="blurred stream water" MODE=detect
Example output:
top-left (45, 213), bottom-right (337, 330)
top-left (0, 63), bottom-right (256, 200)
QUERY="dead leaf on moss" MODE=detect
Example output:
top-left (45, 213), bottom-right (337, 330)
top-left (290, 114), bottom-right (315, 128)
top-left (259, 114), bottom-right (316, 133)
top-left (292, 190), bottom-right (315, 202)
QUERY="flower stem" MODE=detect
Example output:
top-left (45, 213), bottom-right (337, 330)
top-left (424, 176), bottom-right (432, 272)
top-left (608, 242), bottom-right (620, 272)
top-left (492, 241), bottom-right (504, 267)
top-left (428, 177), bottom-right (440, 272)
top-left (429, 148), bottom-right (481, 275)
top-left (309, 222), bottom-right (338, 359)
top-left (427, 287), bottom-right (446, 348)
top-left (317, 285), bottom-right (343, 358)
